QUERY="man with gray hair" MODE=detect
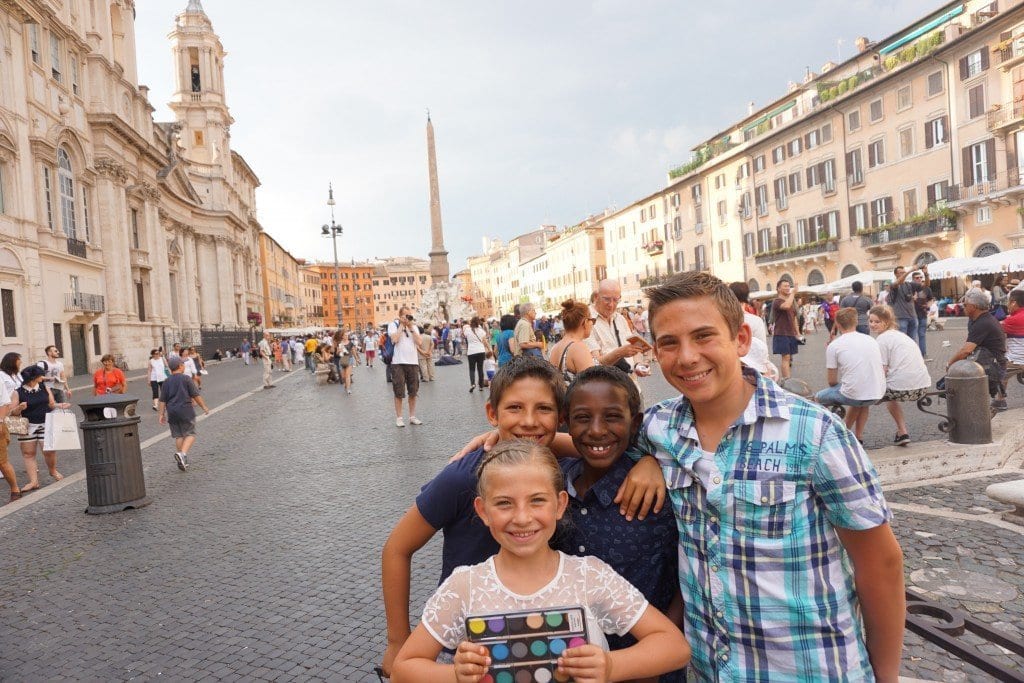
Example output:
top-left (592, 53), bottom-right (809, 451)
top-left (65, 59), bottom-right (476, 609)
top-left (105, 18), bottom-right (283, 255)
top-left (588, 279), bottom-right (650, 377)
top-left (513, 302), bottom-right (543, 357)
top-left (947, 288), bottom-right (1008, 411)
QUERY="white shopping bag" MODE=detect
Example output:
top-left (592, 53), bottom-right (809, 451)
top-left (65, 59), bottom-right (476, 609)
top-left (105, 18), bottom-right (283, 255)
top-left (44, 410), bottom-right (81, 451)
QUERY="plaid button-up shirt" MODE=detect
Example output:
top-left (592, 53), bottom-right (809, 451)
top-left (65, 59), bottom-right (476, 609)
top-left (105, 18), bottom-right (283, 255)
top-left (632, 366), bottom-right (891, 682)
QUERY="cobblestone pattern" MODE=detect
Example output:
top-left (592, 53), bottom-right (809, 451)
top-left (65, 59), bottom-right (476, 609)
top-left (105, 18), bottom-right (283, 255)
top-left (0, 358), bottom-right (1021, 680)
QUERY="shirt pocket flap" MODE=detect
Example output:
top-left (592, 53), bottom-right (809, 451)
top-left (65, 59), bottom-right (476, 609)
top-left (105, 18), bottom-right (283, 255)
top-left (664, 467), bottom-right (693, 491)
top-left (735, 479), bottom-right (796, 506)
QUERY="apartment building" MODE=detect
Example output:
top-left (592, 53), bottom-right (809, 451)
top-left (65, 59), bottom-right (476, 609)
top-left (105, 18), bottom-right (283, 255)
top-left (372, 256), bottom-right (431, 325)
top-left (466, 239), bottom-right (506, 318)
top-left (298, 264), bottom-right (324, 327)
top-left (489, 227), bottom-right (554, 316)
top-left (664, 0), bottom-right (1024, 294)
top-left (543, 217), bottom-right (607, 309)
top-left (259, 233), bottom-right (302, 328)
top-left (310, 262), bottom-right (375, 330)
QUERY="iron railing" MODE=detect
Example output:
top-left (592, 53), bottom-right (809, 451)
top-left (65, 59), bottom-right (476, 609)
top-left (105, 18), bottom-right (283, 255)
top-left (859, 217), bottom-right (957, 247)
top-left (66, 238), bottom-right (87, 258)
top-left (754, 239), bottom-right (837, 264)
top-left (65, 292), bottom-right (104, 312)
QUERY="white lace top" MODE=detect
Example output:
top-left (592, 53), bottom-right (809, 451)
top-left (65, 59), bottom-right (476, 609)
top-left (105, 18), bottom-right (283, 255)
top-left (421, 552), bottom-right (648, 651)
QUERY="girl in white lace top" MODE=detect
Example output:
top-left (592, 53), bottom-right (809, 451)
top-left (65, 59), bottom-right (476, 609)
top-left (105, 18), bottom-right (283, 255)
top-left (392, 439), bottom-right (690, 683)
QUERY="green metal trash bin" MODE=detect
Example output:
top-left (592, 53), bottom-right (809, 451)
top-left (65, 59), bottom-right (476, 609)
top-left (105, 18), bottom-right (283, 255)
top-left (78, 394), bottom-right (151, 514)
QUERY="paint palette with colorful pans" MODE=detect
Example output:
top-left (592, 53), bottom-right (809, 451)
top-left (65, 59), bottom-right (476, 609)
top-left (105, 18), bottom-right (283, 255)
top-left (464, 606), bottom-right (588, 683)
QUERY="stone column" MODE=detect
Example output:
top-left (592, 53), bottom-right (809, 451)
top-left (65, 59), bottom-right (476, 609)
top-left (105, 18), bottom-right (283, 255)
top-left (196, 235), bottom-right (219, 325)
top-left (95, 165), bottom-right (132, 324)
top-left (181, 229), bottom-right (200, 327)
top-left (214, 237), bottom-right (235, 324)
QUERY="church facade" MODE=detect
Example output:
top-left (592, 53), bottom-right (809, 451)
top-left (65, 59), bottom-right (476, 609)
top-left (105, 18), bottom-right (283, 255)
top-left (0, 0), bottom-right (263, 374)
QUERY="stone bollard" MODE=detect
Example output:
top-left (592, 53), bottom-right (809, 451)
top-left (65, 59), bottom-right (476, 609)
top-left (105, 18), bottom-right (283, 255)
top-left (780, 378), bottom-right (812, 399)
top-left (314, 362), bottom-right (331, 386)
top-left (945, 360), bottom-right (992, 445)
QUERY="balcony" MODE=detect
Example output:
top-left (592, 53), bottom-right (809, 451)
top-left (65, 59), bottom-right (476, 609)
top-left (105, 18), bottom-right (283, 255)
top-left (644, 240), bottom-right (665, 256)
top-left (737, 206), bottom-right (752, 220)
top-left (947, 169), bottom-right (1024, 209)
top-left (858, 215), bottom-right (958, 250)
top-left (776, 197), bottom-right (788, 212)
top-left (66, 237), bottom-right (87, 259)
top-left (820, 178), bottom-right (837, 196)
top-left (848, 171), bottom-right (865, 188)
top-left (987, 100), bottom-right (1024, 134)
top-left (640, 273), bottom-right (674, 289)
top-left (65, 292), bottom-right (105, 313)
top-left (754, 238), bottom-right (838, 265)
top-left (997, 35), bottom-right (1024, 71)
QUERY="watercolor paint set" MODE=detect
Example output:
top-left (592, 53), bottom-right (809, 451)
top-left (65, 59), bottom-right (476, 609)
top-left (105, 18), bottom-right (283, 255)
top-left (464, 606), bottom-right (589, 683)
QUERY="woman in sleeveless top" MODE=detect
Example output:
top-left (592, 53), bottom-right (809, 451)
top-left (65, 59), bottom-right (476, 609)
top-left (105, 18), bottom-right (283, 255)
top-left (547, 300), bottom-right (598, 382)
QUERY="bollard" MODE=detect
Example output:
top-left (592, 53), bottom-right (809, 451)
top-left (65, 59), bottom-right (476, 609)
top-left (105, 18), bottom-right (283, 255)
top-left (780, 378), bottom-right (812, 399)
top-left (945, 360), bottom-right (992, 445)
top-left (78, 394), bottom-right (151, 514)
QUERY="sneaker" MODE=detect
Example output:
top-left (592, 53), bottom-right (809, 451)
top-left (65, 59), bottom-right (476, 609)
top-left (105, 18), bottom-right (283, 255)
top-left (894, 433), bottom-right (911, 447)
top-left (174, 452), bottom-right (188, 471)
top-left (396, 417), bottom-right (405, 428)
top-left (991, 399), bottom-right (1008, 412)
top-left (469, 385), bottom-right (475, 393)
top-left (409, 416), bottom-right (423, 426)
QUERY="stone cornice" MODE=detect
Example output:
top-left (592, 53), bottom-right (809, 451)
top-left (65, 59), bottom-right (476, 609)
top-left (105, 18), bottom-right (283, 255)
top-left (127, 180), bottom-right (161, 202)
top-left (0, 0), bottom-right (35, 23)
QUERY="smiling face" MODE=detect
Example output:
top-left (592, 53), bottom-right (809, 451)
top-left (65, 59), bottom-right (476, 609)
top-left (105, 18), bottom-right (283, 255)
top-left (474, 462), bottom-right (568, 559)
top-left (651, 296), bottom-right (751, 409)
top-left (595, 281), bottom-right (621, 319)
top-left (102, 358), bottom-right (114, 370)
top-left (868, 313), bottom-right (885, 335)
top-left (567, 381), bottom-right (639, 474)
top-left (486, 377), bottom-right (560, 447)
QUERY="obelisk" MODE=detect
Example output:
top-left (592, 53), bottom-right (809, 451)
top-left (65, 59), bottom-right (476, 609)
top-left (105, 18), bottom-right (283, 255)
top-left (426, 112), bottom-right (450, 285)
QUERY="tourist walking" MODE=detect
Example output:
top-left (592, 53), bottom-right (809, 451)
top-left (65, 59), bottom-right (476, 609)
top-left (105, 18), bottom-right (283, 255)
top-left (389, 306), bottom-right (423, 426)
top-left (13, 364), bottom-right (71, 492)
top-left (1004, 290), bottom-right (1024, 370)
top-left (337, 341), bottom-right (353, 394)
top-left (838, 281), bottom-right (873, 335)
top-left (770, 278), bottom-right (800, 380)
top-left (495, 314), bottom-right (516, 367)
top-left (463, 316), bottom-right (490, 392)
top-left (0, 385), bottom-right (21, 503)
top-left (547, 300), bottom-right (597, 382)
top-left (240, 339), bottom-right (251, 366)
top-left (259, 332), bottom-right (274, 389)
top-left (93, 355), bottom-right (126, 395)
top-left (418, 324), bottom-right (435, 382)
top-left (912, 273), bottom-right (934, 358)
top-left (148, 348), bottom-right (169, 411)
top-left (304, 335), bottom-right (318, 372)
top-left (364, 329), bottom-right (378, 368)
top-left (868, 305), bottom-right (932, 446)
top-left (281, 337), bottom-right (293, 372)
top-left (39, 345), bottom-right (70, 404)
top-left (158, 356), bottom-right (210, 471)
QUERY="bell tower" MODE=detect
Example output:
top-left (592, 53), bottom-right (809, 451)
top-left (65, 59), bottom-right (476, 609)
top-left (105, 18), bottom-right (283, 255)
top-left (167, 0), bottom-right (234, 169)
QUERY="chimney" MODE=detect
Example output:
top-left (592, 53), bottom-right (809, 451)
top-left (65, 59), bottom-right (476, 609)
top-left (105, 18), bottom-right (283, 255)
top-left (748, 101), bottom-right (755, 115)
top-left (855, 36), bottom-right (870, 53)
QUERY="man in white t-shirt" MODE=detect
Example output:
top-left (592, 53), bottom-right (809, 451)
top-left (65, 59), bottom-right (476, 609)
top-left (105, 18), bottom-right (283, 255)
top-left (388, 305), bottom-right (423, 427)
top-left (39, 345), bottom-right (71, 403)
top-left (815, 308), bottom-right (885, 442)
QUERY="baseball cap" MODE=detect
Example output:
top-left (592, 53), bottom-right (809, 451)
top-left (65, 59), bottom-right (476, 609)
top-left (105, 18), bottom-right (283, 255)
top-left (167, 357), bottom-right (183, 371)
top-left (963, 288), bottom-right (991, 309)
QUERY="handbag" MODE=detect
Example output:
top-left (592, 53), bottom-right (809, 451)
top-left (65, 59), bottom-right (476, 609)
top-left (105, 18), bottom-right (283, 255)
top-left (44, 410), bottom-right (80, 451)
top-left (4, 416), bottom-right (28, 435)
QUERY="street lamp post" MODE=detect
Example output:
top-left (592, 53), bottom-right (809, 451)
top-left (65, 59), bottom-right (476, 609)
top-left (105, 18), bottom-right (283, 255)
top-left (322, 184), bottom-right (343, 330)
top-left (571, 249), bottom-right (577, 301)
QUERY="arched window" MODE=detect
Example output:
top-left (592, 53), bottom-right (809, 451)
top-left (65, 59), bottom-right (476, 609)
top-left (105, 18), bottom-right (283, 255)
top-left (973, 243), bottom-right (999, 258)
top-left (807, 269), bottom-right (825, 286)
top-left (779, 273), bottom-right (794, 285)
top-left (915, 252), bottom-right (938, 265)
top-left (57, 148), bottom-right (77, 239)
top-left (747, 278), bottom-right (759, 292)
top-left (840, 264), bottom-right (860, 278)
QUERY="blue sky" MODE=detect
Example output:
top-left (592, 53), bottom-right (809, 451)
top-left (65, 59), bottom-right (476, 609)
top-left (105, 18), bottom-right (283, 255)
top-left (135, 1), bottom-right (941, 271)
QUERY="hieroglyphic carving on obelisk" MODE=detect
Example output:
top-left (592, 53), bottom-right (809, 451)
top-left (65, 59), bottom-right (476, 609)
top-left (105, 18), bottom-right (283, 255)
top-left (426, 112), bottom-right (451, 285)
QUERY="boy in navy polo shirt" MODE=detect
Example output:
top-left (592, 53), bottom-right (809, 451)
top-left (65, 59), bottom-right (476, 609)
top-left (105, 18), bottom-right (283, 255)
top-left (559, 365), bottom-right (684, 683)
top-left (379, 356), bottom-right (566, 676)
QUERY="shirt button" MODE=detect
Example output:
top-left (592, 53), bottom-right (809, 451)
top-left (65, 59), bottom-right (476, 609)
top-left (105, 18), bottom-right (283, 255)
top-left (580, 508), bottom-right (588, 516)
top-left (761, 496), bottom-right (769, 503)
top-left (720, 653), bottom-right (729, 662)
top-left (711, 565), bottom-right (720, 573)
top-left (710, 516), bottom-right (718, 524)
top-left (713, 477), bottom-right (721, 485)
top-left (716, 611), bottom-right (724, 618)
top-left (578, 545), bottom-right (586, 552)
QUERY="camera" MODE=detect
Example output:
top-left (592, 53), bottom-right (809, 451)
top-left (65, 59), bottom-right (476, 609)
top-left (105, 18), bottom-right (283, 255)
top-left (405, 315), bottom-right (414, 322)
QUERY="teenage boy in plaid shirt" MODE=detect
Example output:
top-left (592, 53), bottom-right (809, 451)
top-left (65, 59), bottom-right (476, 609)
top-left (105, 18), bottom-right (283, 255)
top-left (632, 271), bottom-right (904, 682)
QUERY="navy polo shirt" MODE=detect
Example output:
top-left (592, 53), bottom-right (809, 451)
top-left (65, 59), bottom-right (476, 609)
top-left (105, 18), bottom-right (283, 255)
top-left (415, 447), bottom-right (500, 584)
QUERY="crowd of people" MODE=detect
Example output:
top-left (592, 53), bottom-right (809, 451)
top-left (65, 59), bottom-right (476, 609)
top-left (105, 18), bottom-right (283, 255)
top-left (380, 271), bottom-right (905, 683)
top-left (762, 267), bottom-right (1024, 446)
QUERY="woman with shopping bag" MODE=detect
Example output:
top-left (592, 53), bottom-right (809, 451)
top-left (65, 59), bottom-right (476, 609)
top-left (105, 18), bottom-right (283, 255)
top-left (11, 365), bottom-right (71, 493)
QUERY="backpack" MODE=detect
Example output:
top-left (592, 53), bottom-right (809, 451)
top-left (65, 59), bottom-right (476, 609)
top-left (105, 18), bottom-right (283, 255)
top-left (381, 321), bottom-right (397, 365)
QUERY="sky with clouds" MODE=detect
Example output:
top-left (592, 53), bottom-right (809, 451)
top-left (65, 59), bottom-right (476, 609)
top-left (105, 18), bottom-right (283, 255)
top-left (134, 0), bottom-right (941, 271)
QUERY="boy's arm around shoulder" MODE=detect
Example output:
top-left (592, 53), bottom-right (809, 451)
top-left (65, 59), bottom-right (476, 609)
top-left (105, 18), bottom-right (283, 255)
top-left (381, 505), bottom-right (438, 678)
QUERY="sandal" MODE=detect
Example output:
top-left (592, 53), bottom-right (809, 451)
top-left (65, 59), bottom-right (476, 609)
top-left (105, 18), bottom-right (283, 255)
top-left (8, 491), bottom-right (22, 503)
top-left (19, 484), bottom-right (39, 493)
top-left (50, 472), bottom-right (63, 482)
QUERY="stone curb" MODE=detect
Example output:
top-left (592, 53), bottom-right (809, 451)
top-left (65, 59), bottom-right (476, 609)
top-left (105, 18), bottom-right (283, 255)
top-left (871, 407), bottom-right (1024, 486)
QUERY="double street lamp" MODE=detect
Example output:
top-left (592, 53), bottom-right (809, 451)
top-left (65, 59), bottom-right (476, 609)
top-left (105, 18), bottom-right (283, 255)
top-left (321, 183), bottom-right (343, 330)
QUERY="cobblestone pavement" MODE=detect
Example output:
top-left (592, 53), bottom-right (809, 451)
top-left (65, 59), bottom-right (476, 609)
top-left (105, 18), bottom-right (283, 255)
top-left (0, 354), bottom-right (1021, 680)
